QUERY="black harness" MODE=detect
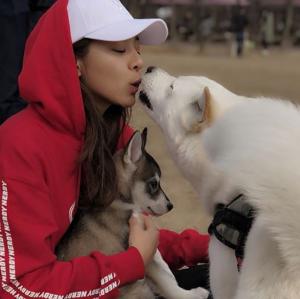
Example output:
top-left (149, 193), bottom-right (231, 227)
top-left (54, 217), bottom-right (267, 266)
top-left (208, 194), bottom-right (255, 270)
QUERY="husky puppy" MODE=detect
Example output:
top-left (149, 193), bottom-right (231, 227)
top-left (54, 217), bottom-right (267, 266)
top-left (137, 67), bottom-right (300, 299)
top-left (56, 128), bottom-right (209, 299)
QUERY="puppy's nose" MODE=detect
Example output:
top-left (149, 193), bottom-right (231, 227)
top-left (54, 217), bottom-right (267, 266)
top-left (167, 202), bottom-right (173, 211)
top-left (146, 66), bottom-right (156, 74)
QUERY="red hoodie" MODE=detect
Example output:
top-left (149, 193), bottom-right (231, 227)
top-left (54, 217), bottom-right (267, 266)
top-left (0, 0), bottom-right (209, 298)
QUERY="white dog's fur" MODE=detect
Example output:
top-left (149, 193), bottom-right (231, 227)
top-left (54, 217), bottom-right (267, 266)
top-left (138, 68), bottom-right (300, 299)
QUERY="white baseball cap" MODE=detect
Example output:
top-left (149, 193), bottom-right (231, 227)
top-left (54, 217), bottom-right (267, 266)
top-left (67, 0), bottom-right (168, 45)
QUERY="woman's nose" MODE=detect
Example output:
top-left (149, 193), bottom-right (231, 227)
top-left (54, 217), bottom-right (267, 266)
top-left (131, 53), bottom-right (144, 71)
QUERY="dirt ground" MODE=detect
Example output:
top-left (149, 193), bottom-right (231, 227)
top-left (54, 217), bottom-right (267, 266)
top-left (131, 44), bottom-right (300, 233)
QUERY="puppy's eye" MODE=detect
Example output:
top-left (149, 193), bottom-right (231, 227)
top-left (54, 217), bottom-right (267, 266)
top-left (148, 180), bottom-right (159, 194)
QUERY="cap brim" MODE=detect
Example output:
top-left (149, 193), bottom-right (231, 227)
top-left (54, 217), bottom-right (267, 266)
top-left (85, 18), bottom-right (168, 45)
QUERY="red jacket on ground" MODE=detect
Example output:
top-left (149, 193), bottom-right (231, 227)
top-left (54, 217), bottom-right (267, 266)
top-left (0, 0), bottom-right (209, 298)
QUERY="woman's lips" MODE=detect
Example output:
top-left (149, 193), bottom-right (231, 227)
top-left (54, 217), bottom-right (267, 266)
top-left (130, 80), bottom-right (141, 95)
top-left (129, 85), bottom-right (139, 95)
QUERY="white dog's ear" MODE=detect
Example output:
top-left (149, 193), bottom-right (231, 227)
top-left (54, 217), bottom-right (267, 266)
top-left (182, 87), bottom-right (213, 133)
top-left (200, 87), bottom-right (213, 122)
top-left (123, 131), bottom-right (143, 164)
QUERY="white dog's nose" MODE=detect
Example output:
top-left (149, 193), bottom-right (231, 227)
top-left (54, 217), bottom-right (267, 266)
top-left (145, 66), bottom-right (156, 74)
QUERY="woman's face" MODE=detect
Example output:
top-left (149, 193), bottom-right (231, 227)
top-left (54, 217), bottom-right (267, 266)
top-left (77, 37), bottom-right (143, 112)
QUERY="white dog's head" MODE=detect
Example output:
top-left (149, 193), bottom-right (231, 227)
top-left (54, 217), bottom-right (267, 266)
top-left (137, 67), bottom-right (216, 145)
top-left (136, 68), bottom-right (240, 214)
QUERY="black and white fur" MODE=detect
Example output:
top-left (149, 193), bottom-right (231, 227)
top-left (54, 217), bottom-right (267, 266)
top-left (56, 128), bottom-right (209, 299)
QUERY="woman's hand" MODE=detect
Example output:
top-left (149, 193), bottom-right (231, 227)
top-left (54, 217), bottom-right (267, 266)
top-left (128, 214), bottom-right (158, 267)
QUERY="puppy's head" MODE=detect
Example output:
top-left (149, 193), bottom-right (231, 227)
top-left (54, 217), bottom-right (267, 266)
top-left (114, 128), bottom-right (173, 216)
top-left (137, 67), bottom-right (214, 143)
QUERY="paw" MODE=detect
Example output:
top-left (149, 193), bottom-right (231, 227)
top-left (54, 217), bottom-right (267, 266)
top-left (187, 287), bottom-right (210, 299)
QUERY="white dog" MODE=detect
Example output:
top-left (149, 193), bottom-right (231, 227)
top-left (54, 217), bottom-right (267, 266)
top-left (137, 67), bottom-right (300, 299)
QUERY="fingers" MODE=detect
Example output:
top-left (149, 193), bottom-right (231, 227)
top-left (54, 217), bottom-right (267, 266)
top-left (129, 213), bottom-right (158, 231)
top-left (129, 214), bottom-right (145, 233)
top-left (129, 214), bottom-right (137, 226)
top-left (129, 215), bottom-right (140, 233)
top-left (143, 214), bottom-right (158, 231)
top-left (128, 213), bottom-right (159, 266)
top-left (143, 215), bottom-right (159, 247)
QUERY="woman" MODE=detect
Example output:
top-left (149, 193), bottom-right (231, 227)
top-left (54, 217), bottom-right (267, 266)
top-left (0, 0), bottom-right (209, 298)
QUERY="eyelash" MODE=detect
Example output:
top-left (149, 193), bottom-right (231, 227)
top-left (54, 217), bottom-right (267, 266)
top-left (112, 49), bottom-right (141, 55)
top-left (112, 49), bottom-right (126, 53)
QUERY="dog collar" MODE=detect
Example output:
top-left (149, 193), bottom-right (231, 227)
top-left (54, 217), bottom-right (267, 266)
top-left (208, 194), bottom-right (255, 270)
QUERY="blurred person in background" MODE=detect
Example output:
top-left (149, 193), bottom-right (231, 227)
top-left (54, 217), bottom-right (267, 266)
top-left (231, 6), bottom-right (249, 57)
top-left (0, 0), bottom-right (55, 125)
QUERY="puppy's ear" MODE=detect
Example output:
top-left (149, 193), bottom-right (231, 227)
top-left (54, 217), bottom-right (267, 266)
top-left (183, 87), bottom-right (213, 133)
top-left (123, 131), bottom-right (143, 164)
top-left (141, 127), bottom-right (148, 151)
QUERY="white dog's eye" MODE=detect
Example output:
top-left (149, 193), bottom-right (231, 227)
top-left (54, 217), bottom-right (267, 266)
top-left (166, 82), bottom-right (175, 97)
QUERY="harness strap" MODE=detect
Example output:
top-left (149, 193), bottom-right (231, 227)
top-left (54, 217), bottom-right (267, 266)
top-left (208, 194), bottom-right (255, 270)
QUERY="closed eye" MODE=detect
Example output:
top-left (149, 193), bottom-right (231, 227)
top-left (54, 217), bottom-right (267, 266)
top-left (112, 49), bottom-right (141, 55)
top-left (112, 49), bottom-right (126, 53)
top-left (167, 82), bottom-right (175, 98)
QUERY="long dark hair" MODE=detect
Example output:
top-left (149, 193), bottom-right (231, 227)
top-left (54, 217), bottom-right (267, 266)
top-left (73, 38), bottom-right (131, 209)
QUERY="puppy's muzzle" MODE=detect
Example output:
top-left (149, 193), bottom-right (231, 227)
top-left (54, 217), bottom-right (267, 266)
top-left (138, 91), bottom-right (153, 111)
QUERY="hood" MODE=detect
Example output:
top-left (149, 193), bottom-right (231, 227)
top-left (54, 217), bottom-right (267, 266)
top-left (19, 0), bottom-right (85, 139)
